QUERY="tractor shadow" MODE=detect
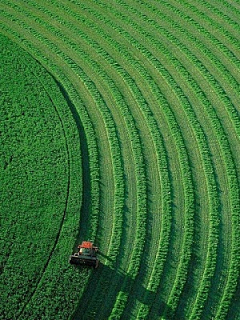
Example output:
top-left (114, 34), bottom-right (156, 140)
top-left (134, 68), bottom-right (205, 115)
top-left (71, 253), bottom-right (174, 320)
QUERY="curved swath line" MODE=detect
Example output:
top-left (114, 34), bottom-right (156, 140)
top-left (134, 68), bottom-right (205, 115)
top-left (68, 3), bottom-right (195, 318)
top-left (42, 2), bottom-right (172, 316)
top-left (140, 0), bottom-right (240, 96)
top-left (132, 0), bottom-right (226, 316)
top-left (35, 0), bottom-right (166, 305)
top-left (147, 0), bottom-right (240, 83)
top-left (29, 0), bottom-right (120, 242)
top-left (118, 0), bottom-right (238, 298)
top-left (17, 72), bottom-right (71, 317)
top-left (87, 0), bottom-right (196, 312)
top-left (54, 0), bottom-right (236, 318)
top-left (1, 1), bottom-right (236, 318)
top-left (165, 0), bottom-right (240, 69)
top-left (59, 0), bottom-right (194, 318)
top-left (222, 0), bottom-right (240, 13)
top-left (161, 0), bottom-right (240, 49)
top-left (76, 8), bottom-right (181, 318)
top-left (155, 3), bottom-right (239, 318)
top-left (142, 2), bottom-right (239, 318)
top-left (100, 0), bottom-right (218, 316)
top-left (188, 0), bottom-right (240, 38)
top-left (69, 45), bottom-right (146, 320)
top-left (22, 0), bottom-right (150, 312)
top-left (207, 0), bottom-right (240, 25)
top-left (28, 5), bottom-right (152, 318)
top-left (141, 1), bottom-right (240, 318)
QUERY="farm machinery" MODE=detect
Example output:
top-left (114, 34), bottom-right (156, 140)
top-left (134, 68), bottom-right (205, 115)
top-left (69, 241), bottom-right (99, 268)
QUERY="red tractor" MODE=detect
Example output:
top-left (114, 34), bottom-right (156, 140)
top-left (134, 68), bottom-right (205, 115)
top-left (69, 241), bottom-right (99, 268)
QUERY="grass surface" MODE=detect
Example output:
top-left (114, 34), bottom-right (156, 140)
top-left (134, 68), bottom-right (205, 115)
top-left (0, 1), bottom-right (239, 319)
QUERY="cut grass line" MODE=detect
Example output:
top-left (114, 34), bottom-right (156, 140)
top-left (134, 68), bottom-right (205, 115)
top-left (100, 3), bottom-right (238, 316)
top-left (78, 2), bottom-right (218, 318)
top-left (187, 0), bottom-right (240, 36)
top-left (84, 1), bottom-right (231, 318)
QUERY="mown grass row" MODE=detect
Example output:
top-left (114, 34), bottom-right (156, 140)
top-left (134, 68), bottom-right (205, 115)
top-left (85, 2), bottom-right (220, 318)
top-left (139, 2), bottom-right (240, 317)
top-left (183, 0), bottom-right (240, 38)
top-left (83, 1), bottom-right (239, 318)
top-left (206, 0), bottom-right (240, 25)
top-left (107, 1), bottom-right (240, 318)
top-left (129, 0), bottom-right (240, 314)
top-left (148, 15), bottom-right (239, 320)
top-left (156, 1), bottom-right (240, 102)
top-left (163, 0), bottom-right (240, 59)
top-left (38, 1), bottom-right (196, 318)
top-left (0, 3), bottom-right (210, 318)
top-left (55, 1), bottom-right (220, 318)
top-left (43, 0), bottom-right (173, 304)
top-left (124, 0), bottom-right (240, 101)
top-left (62, 3), bottom-right (205, 318)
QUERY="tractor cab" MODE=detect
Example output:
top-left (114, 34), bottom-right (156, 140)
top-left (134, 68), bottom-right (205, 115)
top-left (69, 241), bottom-right (99, 268)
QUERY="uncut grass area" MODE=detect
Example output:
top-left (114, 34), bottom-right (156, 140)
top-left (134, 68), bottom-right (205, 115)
top-left (1, 1), bottom-right (240, 319)
top-left (0, 34), bottom-right (85, 320)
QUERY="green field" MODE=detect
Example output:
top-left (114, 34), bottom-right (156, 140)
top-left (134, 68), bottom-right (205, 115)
top-left (0, 1), bottom-right (239, 319)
